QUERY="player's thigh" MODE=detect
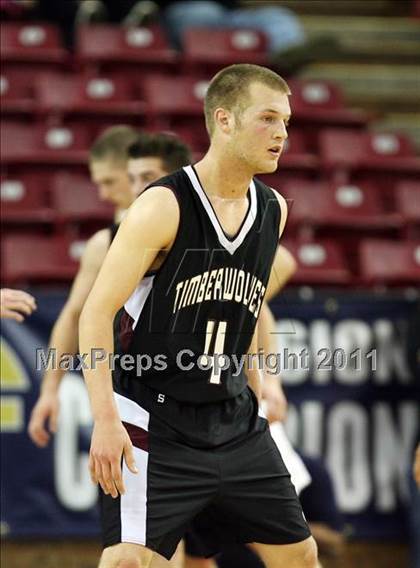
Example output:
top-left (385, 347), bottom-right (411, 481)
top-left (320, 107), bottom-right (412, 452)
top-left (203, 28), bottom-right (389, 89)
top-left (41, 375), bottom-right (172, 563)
top-left (252, 536), bottom-right (318, 568)
top-left (99, 542), bottom-right (154, 568)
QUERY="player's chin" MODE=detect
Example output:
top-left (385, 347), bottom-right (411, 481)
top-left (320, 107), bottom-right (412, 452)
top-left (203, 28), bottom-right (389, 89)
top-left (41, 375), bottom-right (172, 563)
top-left (258, 159), bottom-right (279, 174)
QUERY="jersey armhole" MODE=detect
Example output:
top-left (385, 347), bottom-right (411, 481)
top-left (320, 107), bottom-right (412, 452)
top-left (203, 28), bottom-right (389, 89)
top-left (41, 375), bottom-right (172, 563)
top-left (268, 186), bottom-right (283, 243)
top-left (140, 183), bottom-right (183, 279)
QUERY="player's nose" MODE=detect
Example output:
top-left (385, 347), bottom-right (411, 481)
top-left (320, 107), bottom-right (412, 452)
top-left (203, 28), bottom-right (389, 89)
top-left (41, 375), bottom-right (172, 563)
top-left (275, 122), bottom-right (288, 141)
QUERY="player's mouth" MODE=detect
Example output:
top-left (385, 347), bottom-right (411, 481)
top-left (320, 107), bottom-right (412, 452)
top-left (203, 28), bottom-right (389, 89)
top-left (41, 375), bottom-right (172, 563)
top-left (268, 146), bottom-right (281, 158)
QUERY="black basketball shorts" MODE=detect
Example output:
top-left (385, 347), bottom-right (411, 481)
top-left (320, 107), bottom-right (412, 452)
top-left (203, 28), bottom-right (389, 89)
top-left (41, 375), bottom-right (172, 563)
top-left (100, 389), bottom-right (311, 560)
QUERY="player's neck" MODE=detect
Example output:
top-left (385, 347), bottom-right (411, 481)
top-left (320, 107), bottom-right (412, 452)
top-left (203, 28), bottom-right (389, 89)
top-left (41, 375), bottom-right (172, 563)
top-left (195, 147), bottom-right (253, 199)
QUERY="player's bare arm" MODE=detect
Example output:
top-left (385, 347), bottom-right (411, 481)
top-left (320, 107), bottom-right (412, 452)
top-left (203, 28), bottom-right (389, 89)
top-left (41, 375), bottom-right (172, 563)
top-left (258, 303), bottom-right (288, 423)
top-left (259, 240), bottom-right (297, 423)
top-left (265, 244), bottom-right (296, 302)
top-left (28, 228), bottom-right (111, 447)
top-left (79, 187), bottom-right (179, 499)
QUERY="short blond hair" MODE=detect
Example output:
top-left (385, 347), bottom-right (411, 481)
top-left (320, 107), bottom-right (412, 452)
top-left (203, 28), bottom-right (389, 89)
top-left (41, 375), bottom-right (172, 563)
top-left (89, 125), bottom-right (139, 164)
top-left (204, 64), bottom-right (291, 137)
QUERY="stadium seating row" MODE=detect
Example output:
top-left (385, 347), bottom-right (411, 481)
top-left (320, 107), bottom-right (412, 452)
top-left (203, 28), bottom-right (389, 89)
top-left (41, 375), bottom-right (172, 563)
top-left (2, 120), bottom-right (419, 179)
top-left (2, 23), bottom-right (267, 71)
top-left (1, 172), bottom-right (113, 224)
top-left (2, 233), bottom-right (419, 287)
top-left (1, 68), bottom-right (368, 131)
top-left (1, 173), bottom-right (419, 230)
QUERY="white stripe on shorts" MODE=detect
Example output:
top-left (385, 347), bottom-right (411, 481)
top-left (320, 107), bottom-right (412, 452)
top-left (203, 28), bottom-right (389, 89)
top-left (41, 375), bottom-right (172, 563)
top-left (114, 392), bottom-right (150, 546)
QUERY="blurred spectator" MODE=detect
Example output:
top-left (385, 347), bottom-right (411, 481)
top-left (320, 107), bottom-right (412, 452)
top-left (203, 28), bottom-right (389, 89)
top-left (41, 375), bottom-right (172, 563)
top-left (0, 0), bottom-right (155, 47)
top-left (1, 0), bottom-right (337, 71)
top-left (162, 0), bottom-right (305, 53)
top-left (161, 0), bottom-right (338, 73)
top-left (0, 288), bottom-right (37, 322)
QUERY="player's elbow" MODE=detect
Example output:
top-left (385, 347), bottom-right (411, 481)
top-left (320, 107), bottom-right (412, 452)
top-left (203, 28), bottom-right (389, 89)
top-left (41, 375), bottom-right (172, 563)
top-left (78, 298), bottom-right (96, 336)
top-left (62, 301), bottom-right (83, 325)
top-left (79, 297), bottom-right (114, 336)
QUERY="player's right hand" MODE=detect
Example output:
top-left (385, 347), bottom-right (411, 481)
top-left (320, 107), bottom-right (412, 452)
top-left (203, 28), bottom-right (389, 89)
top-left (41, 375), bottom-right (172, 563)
top-left (0, 288), bottom-right (37, 322)
top-left (89, 419), bottom-right (138, 498)
top-left (28, 391), bottom-right (59, 447)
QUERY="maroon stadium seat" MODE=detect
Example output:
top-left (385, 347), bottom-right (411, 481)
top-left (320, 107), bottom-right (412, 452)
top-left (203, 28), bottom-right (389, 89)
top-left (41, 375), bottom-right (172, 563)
top-left (0, 22), bottom-right (66, 64)
top-left (0, 173), bottom-right (54, 223)
top-left (1, 121), bottom-right (90, 165)
top-left (282, 180), bottom-right (402, 230)
top-left (35, 72), bottom-right (145, 117)
top-left (395, 180), bottom-right (420, 224)
top-left (51, 171), bottom-right (113, 223)
top-left (2, 234), bottom-right (79, 284)
top-left (0, 68), bottom-right (36, 114)
top-left (142, 76), bottom-right (211, 142)
top-left (282, 240), bottom-right (352, 285)
top-left (76, 24), bottom-right (176, 70)
top-left (320, 129), bottom-right (420, 175)
top-left (288, 79), bottom-right (368, 127)
top-left (360, 239), bottom-right (420, 285)
top-left (183, 28), bottom-right (267, 71)
top-left (277, 130), bottom-right (318, 172)
top-left (143, 75), bottom-right (209, 117)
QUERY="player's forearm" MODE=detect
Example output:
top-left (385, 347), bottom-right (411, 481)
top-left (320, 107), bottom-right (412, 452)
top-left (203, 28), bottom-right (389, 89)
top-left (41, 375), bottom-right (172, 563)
top-left (258, 302), bottom-right (283, 386)
top-left (40, 308), bottom-right (80, 394)
top-left (258, 302), bottom-right (277, 355)
top-left (79, 308), bottom-right (119, 423)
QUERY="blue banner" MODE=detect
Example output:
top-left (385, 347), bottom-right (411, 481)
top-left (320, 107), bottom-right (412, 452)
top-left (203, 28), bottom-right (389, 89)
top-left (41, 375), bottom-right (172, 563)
top-left (1, 290), bottom-right (419, 539)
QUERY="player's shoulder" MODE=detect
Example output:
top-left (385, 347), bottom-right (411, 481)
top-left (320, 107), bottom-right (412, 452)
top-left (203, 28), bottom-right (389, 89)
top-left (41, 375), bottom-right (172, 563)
top-left (125, 185), bottom-right (180, 240)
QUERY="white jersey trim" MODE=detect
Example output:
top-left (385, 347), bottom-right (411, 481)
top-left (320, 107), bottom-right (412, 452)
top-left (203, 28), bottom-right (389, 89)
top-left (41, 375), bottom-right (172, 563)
top-left (183, 165), bottom-right (257, 256)
top-left (114, 392), bottom-right (150, 546)
top-left (124, 275), bottom-right (155, 330)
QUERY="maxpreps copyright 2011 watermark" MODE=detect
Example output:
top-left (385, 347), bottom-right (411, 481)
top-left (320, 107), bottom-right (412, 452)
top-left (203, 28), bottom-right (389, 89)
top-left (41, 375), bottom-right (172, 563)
top-left (36, 347), bottom-right (377, 376)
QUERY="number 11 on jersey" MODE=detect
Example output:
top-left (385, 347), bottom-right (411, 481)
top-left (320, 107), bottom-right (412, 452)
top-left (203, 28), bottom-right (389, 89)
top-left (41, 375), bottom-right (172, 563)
top-left (200, 320), bottom-right (227, 385)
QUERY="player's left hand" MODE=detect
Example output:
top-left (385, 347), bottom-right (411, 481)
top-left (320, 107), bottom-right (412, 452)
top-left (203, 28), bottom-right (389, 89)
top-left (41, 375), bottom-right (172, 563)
top-left (262, 376), bottom-right (288, 423)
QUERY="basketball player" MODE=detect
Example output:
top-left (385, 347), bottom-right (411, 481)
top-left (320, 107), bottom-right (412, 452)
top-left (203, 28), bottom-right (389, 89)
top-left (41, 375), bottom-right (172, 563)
top-left (129, 135), bottom-right (306, 568)
top-left (0, 288), bottom-right (37, 321)
top-left (28, 125), bottom-right (139, 447)
top-left (79, 64), bottom-right (318, 568)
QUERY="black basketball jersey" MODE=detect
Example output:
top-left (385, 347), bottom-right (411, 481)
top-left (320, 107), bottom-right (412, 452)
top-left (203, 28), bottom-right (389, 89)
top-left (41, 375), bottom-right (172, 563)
top-left (113, 165), bottom-right (281, 404)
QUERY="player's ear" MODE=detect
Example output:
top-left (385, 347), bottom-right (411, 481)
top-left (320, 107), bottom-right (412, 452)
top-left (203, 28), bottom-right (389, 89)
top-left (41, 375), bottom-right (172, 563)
top-left (214, 108), bottom-right (232, 134)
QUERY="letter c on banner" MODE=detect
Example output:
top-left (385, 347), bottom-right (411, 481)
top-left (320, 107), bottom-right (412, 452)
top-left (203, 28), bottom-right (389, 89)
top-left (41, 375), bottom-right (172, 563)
top-left (54, 373), bottom-right (97, 511)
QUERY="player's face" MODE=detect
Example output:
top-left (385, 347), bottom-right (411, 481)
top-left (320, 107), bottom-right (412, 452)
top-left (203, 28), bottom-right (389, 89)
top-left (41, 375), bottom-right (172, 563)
top-left (127, 157), bottom-right (168, 197)
top-left (230, 83), bottom-right (291, 174)
top-left (89, 160), bottom-right (132, 209)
